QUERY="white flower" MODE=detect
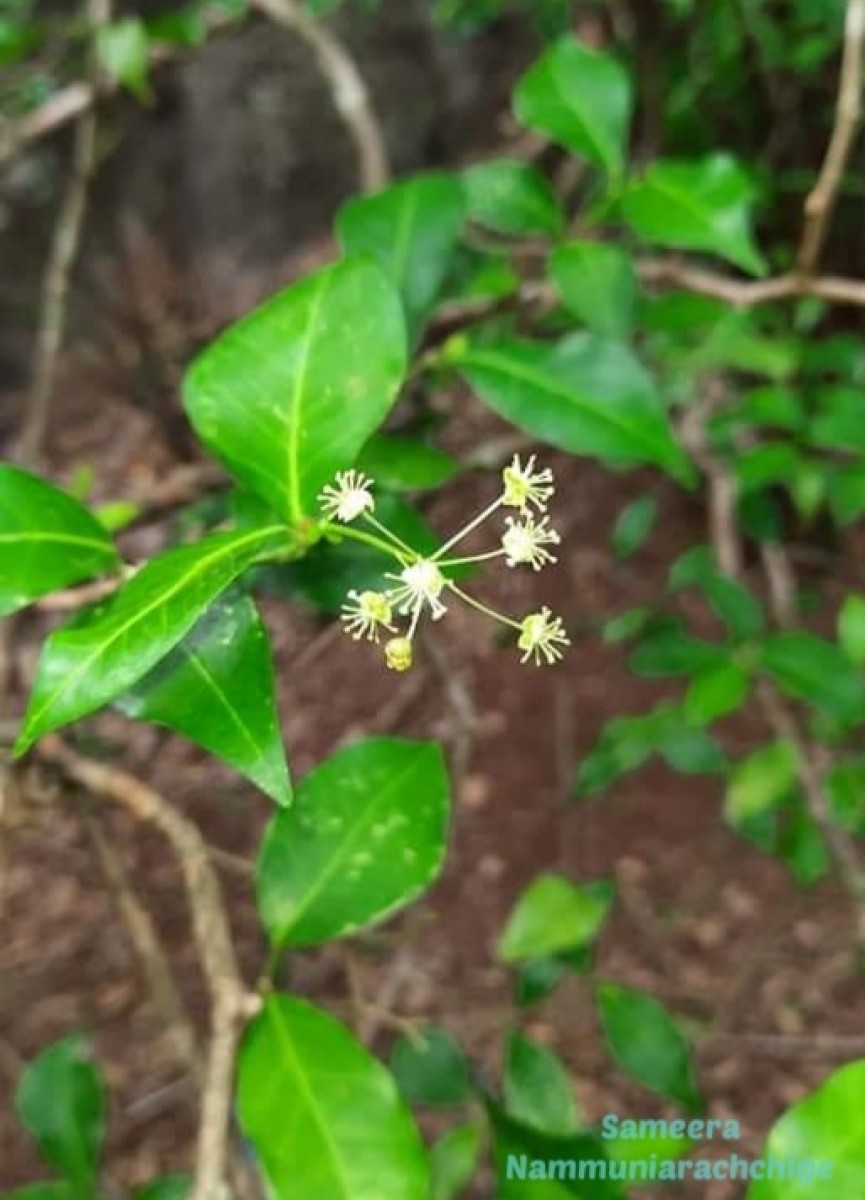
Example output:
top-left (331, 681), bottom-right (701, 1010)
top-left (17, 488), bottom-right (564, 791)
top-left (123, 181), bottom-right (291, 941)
top-left (502, 454), bottom-right (555, 513)
top-left (318, 470), bottom-right (375, 523)
top-left (340, 590), bottom-right (395, 642)
top-left (518, 607), bottom-right (570, 666)
top-left (501, 514), bottom-right (561, 570)
top-left (386, 559), bottom-right (448, 621)
top-left (384, 636), bottom-right (414, 671)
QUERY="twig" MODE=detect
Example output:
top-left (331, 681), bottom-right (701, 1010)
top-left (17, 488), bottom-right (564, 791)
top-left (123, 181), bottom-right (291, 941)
top-left (798, 0), bottom-right (865, 273)
top-left (17, 0), bottom-right (110, 466)
top-left (83, 810), bottom-right (201, 1077)
top-left (250, 0), bottom-right (388, 191)
top-left (0, 7), bottom-right (237, 169)
top-left (38, 736), bottom-right (257, 1200)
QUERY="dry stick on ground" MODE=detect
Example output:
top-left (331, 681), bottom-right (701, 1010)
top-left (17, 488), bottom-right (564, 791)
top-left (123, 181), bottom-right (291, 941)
top-left (17, 0), bottom-right (111, 467)
top-left (250, 0), bottom-right (389, 191)
top-left (82, 810), bottom-right (202, 1078)
top-left (37, 736), bottom-right (258, 1200)
top-left (798, 0), bottom-right (865, 274)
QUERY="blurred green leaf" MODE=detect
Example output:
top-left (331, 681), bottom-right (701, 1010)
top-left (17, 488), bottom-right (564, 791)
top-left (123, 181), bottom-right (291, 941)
top-left (596, 984), bottom-right (700, 1111)
top-left (504, 1031), bottom-right (580, 1136)
top-left (622, 154), bottom-right (765, 275)
top-left (839, 595), bottom-right (865, 666)
top-left (612, 495), bottom-right (657, 559)
top-left (430, 1123), bottom-right (482, 1200)
top-left (725, 741), bottom-right (798, 824)
top-left (96, 18), bottom-right (150, 99)
top-left (391, 1027), bottom-right (472, 1109)
top-left (515, 36), bottom-right (632, 174)
top-left (463, 159), bottom-right (563, 236)
top-left (760, 632), bottom-right (865, 724)
top-left (685, 663), bottom-right (751, 725)
top-left (549, 241), bottom-right (638, 339)
top-left (357, 433), bottom-right (459, 491)
top-left (498, 874), bottom-right (613, 963)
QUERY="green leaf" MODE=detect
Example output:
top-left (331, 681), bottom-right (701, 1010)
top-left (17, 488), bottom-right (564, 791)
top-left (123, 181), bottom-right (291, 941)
top-left (629, 630), bottom-right (725, 677)
top-left (237, 995), bottom-right (430, 1200)
top-left (514, 957), bottom-right (569, 1007)
top-left (839, 595), bottom-right (865, 666)
top-left (391, 1027), bottom-right (472, 1108)
top-left (183, 258), bottom-right (407, 523)
top-left (116, 592), bottom-right (291, 806)
top-left (16, 525), bottom-right (283, 755)
top-left (132, 1177), bottom-right (190, 1200)
top-left (15, 1037), bottom-right (105, 1190)
top-left (621, 154), bottom-right (765, 275)
top-left (430, 1123), bottom-right (482, 1200)
top-left (257, 737), bottom-right (449, 947)
top-left (488, 1104), bottom-right (622, 1198)
top-left (684, 663), bottom-right (751, 725)
top-left (514, 37), bottom-right (632, 175)
top-left (337, 174), bottom-right (465, 342)
top-left (745, 1059), bottom-right (865, 1199)
top-left (595, 984), bottom-right (700, 1111)
top-left (498, 874), bottom-right (613, 963)
top-left (356, 433), bottom-right (459, 491)
top-left (0, 466), bottom-right (119, 617)
top-left (725, 741), bottom-right (799, 825)
top-left (453, 333), bottom-right (694, 485)
top-left (462, 159), bottom-right (563, 237)
top-left (2, 1186), bottom-right (79, 1200)
top-left (810, 386), bottom-right (865, 453)
top-left (504, 1031), bottom-right (580, 1136)
top-left (612, 495), bottom-right (657, 559)
top-left (96, 18), bottom-right (150, 99)
top-left (548, 241), bottom-right (637, 339)
top-left (780, 805), bottom-right (829, 886)
top-left (760, 631), bottom-right (865, 724)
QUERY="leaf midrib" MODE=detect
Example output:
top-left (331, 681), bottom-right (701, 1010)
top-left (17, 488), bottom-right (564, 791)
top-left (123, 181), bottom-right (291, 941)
top-left (22, 525), bottom-right (282, 745)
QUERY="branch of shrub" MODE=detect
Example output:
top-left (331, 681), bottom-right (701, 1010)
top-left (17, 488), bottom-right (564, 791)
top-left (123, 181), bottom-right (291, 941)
top-left (246, 0), bottom-right (389, 191)
top-left (36, 735), bottom-right (259, 1200)
top-left (797, 0), bottom-right (865, 274)
top-left (17, 0), bottom-right (110, 468)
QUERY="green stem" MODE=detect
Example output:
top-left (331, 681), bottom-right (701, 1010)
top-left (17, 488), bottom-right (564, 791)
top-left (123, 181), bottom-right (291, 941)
top-left (433, 496), bottom-right (504, 560)
top-left (320, 522), bottom-right (409, 563)
top-left (439, 548), bottom-right (505, 568)
top-left (363, 512), bottom-right (418, 558)
top-left (448, 581), bottom-right (522, 631)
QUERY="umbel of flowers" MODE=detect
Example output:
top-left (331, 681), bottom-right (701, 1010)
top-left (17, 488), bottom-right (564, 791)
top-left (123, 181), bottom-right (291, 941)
top-left (317, 456), bottom-right (570, 671)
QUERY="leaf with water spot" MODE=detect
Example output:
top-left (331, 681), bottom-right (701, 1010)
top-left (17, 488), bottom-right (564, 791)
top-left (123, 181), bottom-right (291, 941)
top-left (257, 737), bottom-right (450, 947)
top-left (183, 257), bottom-right (407, 523)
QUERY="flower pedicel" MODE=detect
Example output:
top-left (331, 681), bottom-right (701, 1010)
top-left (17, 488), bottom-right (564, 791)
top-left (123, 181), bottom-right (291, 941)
top-left (317, 454), bottom-right (570, 669)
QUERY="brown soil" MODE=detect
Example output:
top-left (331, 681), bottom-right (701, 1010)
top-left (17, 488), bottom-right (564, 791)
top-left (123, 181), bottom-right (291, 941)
top-left (2, 373), bottom-right (863, 1200)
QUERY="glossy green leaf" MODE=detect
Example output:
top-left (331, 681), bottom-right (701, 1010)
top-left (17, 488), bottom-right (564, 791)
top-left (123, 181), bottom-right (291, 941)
top-left (183, 258), bottom-right (407, 523)
top-left (760, 631), bottom-right (865, 724)
top-left (132, 1177), bottom-right (191, 1200)
top-left (462, 159), bottom-right (563, 237)
top-left (0, 465), bottom-right (119, 617)
top-left (612, 495), bottom-right (657, 559)
top-left (453, 333), bottom-right (694, 485)
top-left (356, 433), bottom-right (459, 491)
top-left (257, 737), bottom-right (449, 947)
top-left (117, 592), bottom-right (291, 806)
top-left (725, 741), bottom-right (799, 824)
top-left (14, 1037), bottom-right (105, 1190)
top-left (745, 1059), bottom-right (865, 1199)
top-left (337, 174), bottom-right (465, 341)
top-left (16, 525), bottom-right (284, 755)
top-left (621, 154), bottom-right (765, 275)
top-left (430, 1123), bottom-right (482, 1200)
top-left (237, 995), bottom-right (430, 1200)
top-left (684, 663), bottom-right (751, 725)
top-left (514, 37), bottom-right (632, 174)
top-left (96, 18), bottom-right (149, 98)
top-left (596, 984), bottom-right (700, 1111)
top-left (504, 1031), bottom-right (579, 1136)
top-left (839, 595), bottom-right (865, 666)
top-left (391, 1027), bottom-right (472, 1108)
top-left (498, 874), bottom-right (613, 963)
top-left (549, 241), bottom-right (637, 339)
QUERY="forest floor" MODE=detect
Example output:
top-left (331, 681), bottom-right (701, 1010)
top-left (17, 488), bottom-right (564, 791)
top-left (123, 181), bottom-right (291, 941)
top-left (2, 351), bottom-right (864, 1200)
